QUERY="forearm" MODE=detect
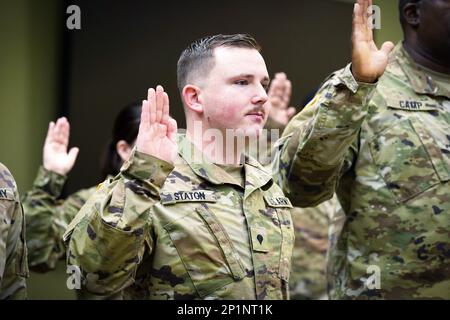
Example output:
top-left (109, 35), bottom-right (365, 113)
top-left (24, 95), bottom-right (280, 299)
top-left (276, 64), bottom-right (375, 207)
top-left (21, 167), bottom-right (68, 269)
top-left (66, 150), bottom-right (173, 296)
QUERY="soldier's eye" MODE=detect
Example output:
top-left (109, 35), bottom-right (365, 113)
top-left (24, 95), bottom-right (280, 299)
top-left (235, 80), bottom-right (248, 86)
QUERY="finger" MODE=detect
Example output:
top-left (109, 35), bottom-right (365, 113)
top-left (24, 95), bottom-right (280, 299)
top-left (270, 96), bottom-right (282, 107)
top-left (156, 85), bottom-right (164, 123)
top-left (147, 88), bottom-right (156, 124)
top-left (140, 100), bottom-right (150, 130)
top-left (60, 117), bottom-right (70, 148)
top-left (274, 72), bottom-right (286, 80)
top-left (54, 117), bottom-right (65, 144)
top-left (361, 0), bottom-right (368, 27)
top-left (268, 78), bottom-right (278, 96)
top-left (355, 0), bottom-right (364, 25)
top-left (67, 147), bottom-right (80, 167)
top-left (352, 2), bottom-right (363, 41)
top-left (167, 117), bottom-right (178, 143)
top-left (161, 92), bottom-right (170, 125)
top-left (283, 80), bottom-right (292, 104)
top-left (287, 107), bottom-right (296, 118)
top-left (367, 0), bottom-right (374, 40)
top-left (269, 78), bottom-right (284, 103)
top-left (45, 121), bottom-right (55, 144)
top-left (352, 3), bottom-right (362, 38)
top-left (380, 41), bottom-right (395, 56)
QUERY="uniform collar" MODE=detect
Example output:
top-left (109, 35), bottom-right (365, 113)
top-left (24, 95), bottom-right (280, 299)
top-left (177, 134), bottom-right (273, 195)
top-left (395, 42), bottom-right (450, 99)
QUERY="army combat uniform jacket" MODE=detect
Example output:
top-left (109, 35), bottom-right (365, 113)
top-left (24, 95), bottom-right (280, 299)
top-left (277, 43), bottom-right (450, 299)
top-left (65, 136), bottom-right (295, 299)
top-left (263, 118), bottom-right (336, 300)
top-left (0, 163), bottom-right (28, 299)
top-left (22, 167), bottom-right (97, 271)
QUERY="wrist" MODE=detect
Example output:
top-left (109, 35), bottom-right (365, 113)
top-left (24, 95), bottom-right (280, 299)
top-left (34, 166), bottom-right (67, 197)
top-left (43, 164), bottom-right (68, 176)
top-left (350, 66), bottom-right (378, 84)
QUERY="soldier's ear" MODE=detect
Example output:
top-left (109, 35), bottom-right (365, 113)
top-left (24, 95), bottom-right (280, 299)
top-left (403, 2), bottom-right (420, 27)
top-left (116, 140), bottom-right (133, 162)
top-left (182, 84), bottom-right (203, 114)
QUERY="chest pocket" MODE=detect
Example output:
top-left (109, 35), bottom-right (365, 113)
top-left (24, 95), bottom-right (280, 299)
top-left (369, 113), bottom-right (450, 203)
top-left (262, 195), bottom-right (294, 282)
top-left (162, 200), bottom-right (245, 298)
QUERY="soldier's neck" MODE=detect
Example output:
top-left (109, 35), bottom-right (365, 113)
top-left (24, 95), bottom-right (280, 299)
top-left (403, 40), bottom-right (450, 75)
top-left (186, 129), bottom-right (244, 166)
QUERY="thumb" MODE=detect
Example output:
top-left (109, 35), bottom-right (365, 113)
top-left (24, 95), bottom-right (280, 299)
top-left (167, 118), bottom-right (178, 143)
top-left (287, 107), bottom-right (296, 119)
top-left (380, 41), bottom-right (395, 56)
top-left (67, 147), bottom-right (80, 167)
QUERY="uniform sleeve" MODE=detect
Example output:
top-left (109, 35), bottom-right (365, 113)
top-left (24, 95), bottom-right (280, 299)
top-left (0, 165), bottom-right (28, 299)
top-left (21, 166), bottom-right (93, 271)
top-left (0, 191), bottom-right (11, 287)
top-left (65, 150), bottom-right (173, 298)
top-left (273, 64), bottom-right (376, 207)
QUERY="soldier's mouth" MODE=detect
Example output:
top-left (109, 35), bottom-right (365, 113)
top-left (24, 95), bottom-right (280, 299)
top-left (245, 112), bottom-right (264, 122)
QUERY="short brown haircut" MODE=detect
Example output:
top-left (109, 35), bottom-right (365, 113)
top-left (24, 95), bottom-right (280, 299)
top-left (177, 34), bottom-right (261, 94)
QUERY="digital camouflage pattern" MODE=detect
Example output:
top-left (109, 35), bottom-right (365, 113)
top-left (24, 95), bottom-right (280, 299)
top-left (0, 162), bottom-right (28, 299)
top-left (289, 199), bottom-right (336, 300)
top-left (277, 43), bottom-right (450, 299)
top-left (262, 119), bottom-right (335, 300)
top-left (65, 135), bottom-right (294, 300)
top-left (22, 166), bottom-right (97, 271)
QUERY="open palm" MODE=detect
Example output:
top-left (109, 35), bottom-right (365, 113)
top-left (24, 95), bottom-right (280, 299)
top-left (267, 72), bottom-right (296, 126)
top-left (43, 117), bottom-right (79, 176)
top-left (136, 85), bottom-right (178, 165)
top-left (351, 0), bottom-right (394, 83)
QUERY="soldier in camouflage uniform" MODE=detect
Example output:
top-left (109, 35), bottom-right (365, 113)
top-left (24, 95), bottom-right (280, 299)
top-left (289, 202), bottom-right (336, 300)
top-left (265, 73), bottom-right (336, 300)
top-left (65, 34), bottom-right (296, 300)
top-left (0, 163), bottom-right (28, 299)
top-left (65, 0), bottom-right (390, 298)
top-left (23, 104), bottom-right (141, 272)
top-left (276, 0), bottom-right (450, 299)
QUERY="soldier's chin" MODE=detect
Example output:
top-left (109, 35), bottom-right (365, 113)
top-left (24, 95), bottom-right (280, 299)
top-left (234, 126), bottom-right (263, 138)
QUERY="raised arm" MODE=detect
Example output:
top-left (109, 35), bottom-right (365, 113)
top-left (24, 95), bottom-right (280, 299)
top-left (65, 86), bottom-right (177, 298)
top-left (22, 117), bottom-right (80, 271)
top-left (273, 0), bottom-right (394, 207)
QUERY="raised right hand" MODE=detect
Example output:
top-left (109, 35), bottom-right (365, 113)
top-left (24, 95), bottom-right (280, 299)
top-left (351, 0), bottom-right (394, 83)
top-left (136, 85), bottom-right (178, 165)
top-left (43, 117), bottom-right (79, 176)
top-left (267, 72), bottom-right (296, 126)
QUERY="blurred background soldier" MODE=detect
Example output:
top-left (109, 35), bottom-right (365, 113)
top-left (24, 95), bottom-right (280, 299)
top-left (0, 163), bottom-right (28, 299)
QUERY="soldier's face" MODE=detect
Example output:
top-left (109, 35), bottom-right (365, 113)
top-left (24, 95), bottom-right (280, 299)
top-left (199, 47), bottom-right (270, 136)
top-left (418, 0), bottom-right (450, 62)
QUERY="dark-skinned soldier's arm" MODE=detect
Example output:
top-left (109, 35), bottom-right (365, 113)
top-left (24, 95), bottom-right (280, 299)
top-left (272, 0), bottom-right (394, 207)
top-left (272, 69), bottom-right (372, 207)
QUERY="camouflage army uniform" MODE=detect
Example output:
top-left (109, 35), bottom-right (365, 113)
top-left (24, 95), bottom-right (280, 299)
top-left (0, 163), bottom-right (28, 299)
top-left (22, 167), bottom-right (97, 271)
top-left (64, 134), bottom-right (294, 299)
top-left (289, 200), bottom-right (336, 300)
top-left (276, 43), bottom-right (450, 299)
top-left (263, 118), bottom-right (336, 300)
